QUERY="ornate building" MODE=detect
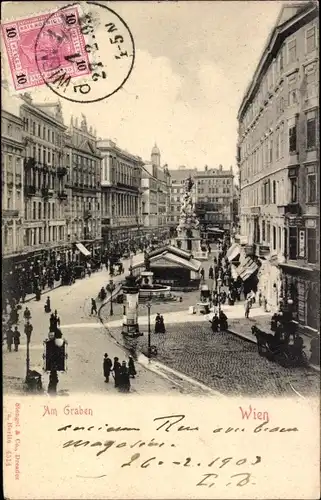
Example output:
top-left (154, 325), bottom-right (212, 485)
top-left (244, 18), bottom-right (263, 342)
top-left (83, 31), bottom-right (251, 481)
top-left (20, 94), bottom-right (70, 263)
top-left (141, 144), bottom-right (171, 240)
top-left (2, 84), bottom-right (25, 262)
top-left (68, 116), bottom-right (102, 259)
top-left (237, 3), bottom-right (319, 334)
top-left (98, 139), bottom-right (143, 247)
top-left (194, 165), bottom-right (235, 239)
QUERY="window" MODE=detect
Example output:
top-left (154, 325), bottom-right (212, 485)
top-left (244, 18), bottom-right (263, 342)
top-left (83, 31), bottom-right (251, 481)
top-left (273, 226), bottom-right (277, 250)
top-left (290, 177), bottom-right (298, 203)
top-left (289, 125), bottom-right (297, 152)
top-left (269, 138), bottom-right (273, 163)
top-left (307, 228), bottom-right (317, 263)
top-left (272, 180), bottom-right (277, 204)
top-left (266, 222), bottom-right (270, 244)
top-left (307, 174), bottom-right (316, 203)
top-left (306, 26), bottom-right (316, 53)
top-left (280, 46), bottom-right (284, 71)
top-left (289, 227), bottom-right (297, 259)
top-left (287, 39), bottom-right (296, 64)
top-left (38, 202), bottom-right (41, 219)
top-left (32, 122), bottom-right (36, 135)
top-left (262, 220), bottom-right (266, 241)
top-left (306, 116), bottom-right (316, 148)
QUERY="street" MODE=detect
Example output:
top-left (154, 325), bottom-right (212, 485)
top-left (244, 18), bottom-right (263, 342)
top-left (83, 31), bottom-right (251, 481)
top-left (3, 261), bottom-right (218, 397)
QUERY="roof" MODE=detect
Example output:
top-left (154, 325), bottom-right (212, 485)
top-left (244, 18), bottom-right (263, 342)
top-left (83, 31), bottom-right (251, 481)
top-left (169, 168), bottom-right (198, 183)
top-left (148, 245), bottom-right (193, 261)
top-left (132, 250), bottom-right (201, 273)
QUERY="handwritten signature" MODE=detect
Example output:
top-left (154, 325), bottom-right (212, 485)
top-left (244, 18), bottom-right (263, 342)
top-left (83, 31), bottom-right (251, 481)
top-left (58, 414), bottom-right (299, 435)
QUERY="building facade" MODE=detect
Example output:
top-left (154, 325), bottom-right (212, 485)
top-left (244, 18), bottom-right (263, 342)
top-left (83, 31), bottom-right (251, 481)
top-left (98, 139), bottom-right (143, 248)
top-left (68, 116), bottom-right (102, 259)
top-left (168, 166), bottom-right (198, 234)
top-left (2, 86), bottom-right (25, 261)
top-left (237, 3), bottom-right (319, 334)
top-left (194, 165), bottom-right (235, 239)
top-left (20, 94), bottom-right (70, 264)
top-left (141, 144), bottom-right (171, 240)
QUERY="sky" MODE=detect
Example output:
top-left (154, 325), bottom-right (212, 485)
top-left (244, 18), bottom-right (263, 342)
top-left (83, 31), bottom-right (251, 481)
top-left (2, 1), bottom-right (283, 172)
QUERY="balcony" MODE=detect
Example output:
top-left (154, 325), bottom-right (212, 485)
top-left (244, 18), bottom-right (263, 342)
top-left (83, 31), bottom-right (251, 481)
top-left (41, 187), bottom-right (53, 198)
top-left (244, 244), bottom-right (255, 257)
top-left (250, 206), bottom-right (261, 215)
top-left (57, 166), bottom-right (68, 176)
top-left (255, 243), bottom-right (270, 258)
top-left (277, 204), bottom-right (287, 216)
top-left (24, 157), bottom-right (36, 169)
top-left (3, 209), bottom-right (19, 217)
top-left (285, 203), bottom-right (302, 216)
top-left (84, 210), bottom-right (92, 220)
top-left (101, 218), bottom-right (111, 225)
top-left (58, 191), bottom-right (68, 200)
top-left (25, 185), bottom-right (36, 196)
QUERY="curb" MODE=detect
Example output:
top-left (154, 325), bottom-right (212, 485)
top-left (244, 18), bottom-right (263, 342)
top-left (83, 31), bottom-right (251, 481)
top-left (24, 282), bottom-right (62, 303)
top-left (227, 328), bottom-right (320, 373)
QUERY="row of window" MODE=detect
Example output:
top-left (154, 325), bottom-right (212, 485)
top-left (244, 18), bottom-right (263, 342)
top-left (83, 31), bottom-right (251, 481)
top-left (26, 201), bottom-right (63, 221)
top-left (3, 121), bottom-right (21, 140)
top-left (25, 226), bottom-right (65, 246)
top-left (198, 188), bottom-right (231, 194)
top-left (25, 171), bottom-right (64, 191)
top-left (241, 112), bottom-right (317, 181)
top-left (241, 24), bottom-right (318, 129)
top-left (242, 168), bottom-right (317, 208)
top-left (22, 117), bottom-right (62, 146)
top-left (2, 154), bottom-right (22, 174)
top-left (197, 178), bottom-right (232, 184)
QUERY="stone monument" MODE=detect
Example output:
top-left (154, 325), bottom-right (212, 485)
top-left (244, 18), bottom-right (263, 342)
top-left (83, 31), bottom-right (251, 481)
top-left (176, 176), bottom-right (208, 260)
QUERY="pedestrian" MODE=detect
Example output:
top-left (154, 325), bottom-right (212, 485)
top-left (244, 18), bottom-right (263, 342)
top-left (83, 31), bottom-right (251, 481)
top-left (44, 296), bottom-right (51, 313)
top-left (91, 298), bottom-right (97, 315)
top-left (208, 266), bottom-right (214, 280)
top-left (245, 298), bottom-right (251, 319)
top-left (119, 361), bottom-right (130, 392)
top-left (23, 307), bottom-right (31, 321)
top-left (24, 321), bottom-right (33, 343)
top-left (200, 267), bottom-right (205, 280)
top-left (128, 356), bottom-right (137, 378)
top-left (160, 315), bottom-right (166, 333)
top-left (113, 357), bottom-right (121, 388)
top-left (103, 353), bottom-right (112, 383)
top-left (210, 313), bottom-right (219, 333)
top-left (6, 326), bottom-right (14, 352)
top-left (155, 313), bottom-right (162, 333)
top-left (13, 326), bottom-right (21, 352)
top-left (49, 313), bottom-right (56, 332)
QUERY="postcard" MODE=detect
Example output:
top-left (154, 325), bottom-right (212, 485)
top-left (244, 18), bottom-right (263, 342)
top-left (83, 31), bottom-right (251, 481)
top-left (2, 1), bottom-right (320, 499)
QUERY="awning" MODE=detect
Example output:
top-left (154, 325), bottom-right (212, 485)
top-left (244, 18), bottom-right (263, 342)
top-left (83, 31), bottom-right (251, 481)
top-left (75, 242), bottom-right (91, 257)
top-left (238, 257), bottom-right (258, 281)
top-left (208, 227), bottom-right (224, 233)
top-left (226, 243), bottom-right (241, 262)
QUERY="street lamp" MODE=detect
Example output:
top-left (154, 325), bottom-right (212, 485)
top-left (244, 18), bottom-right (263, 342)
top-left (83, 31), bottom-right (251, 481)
top-left (107, 279), bottom-right (116, 316)
top-left (146, 295), bottom-right (152, 359)
top-left (217, 272), bottom-right (222, 315)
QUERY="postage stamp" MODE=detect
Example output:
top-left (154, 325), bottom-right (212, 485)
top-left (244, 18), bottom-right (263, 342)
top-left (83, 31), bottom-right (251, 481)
top-left (34, 2), bottom-right (136, 104)
top-left (1, 5), bottom-right (90, 92)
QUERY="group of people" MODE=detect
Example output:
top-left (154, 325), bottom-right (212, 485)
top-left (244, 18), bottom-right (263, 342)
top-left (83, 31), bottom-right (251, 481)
top-left (155, 313), bottom-right (166, 334)
top-left (210, 310), bottom-right (229, 332)
top-left (103, 354), bottom-right (137, 392)
top-left (3, 303), bottom-right (34, 352)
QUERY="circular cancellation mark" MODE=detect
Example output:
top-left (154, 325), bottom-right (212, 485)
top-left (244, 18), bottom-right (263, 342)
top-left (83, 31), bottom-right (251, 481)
top-left (34, 1), bottom-right (135, 104)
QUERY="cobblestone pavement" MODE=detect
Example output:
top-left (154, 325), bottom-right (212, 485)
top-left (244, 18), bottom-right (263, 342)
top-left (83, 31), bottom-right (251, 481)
top-left (3, 257), bottom-right (220, 397)
top-left (105, 319), bottom-right (319, 397)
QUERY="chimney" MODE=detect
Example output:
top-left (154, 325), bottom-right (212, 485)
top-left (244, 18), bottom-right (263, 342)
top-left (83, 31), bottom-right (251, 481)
top-left (219, 164), bottom-right (223, 171)
top-left (205, 165), bottom-right (208, 171)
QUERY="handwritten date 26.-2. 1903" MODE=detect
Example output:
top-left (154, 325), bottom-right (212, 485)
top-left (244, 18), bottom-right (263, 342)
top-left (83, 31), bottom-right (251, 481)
top-left (35, 2), bottom-right (135, 104)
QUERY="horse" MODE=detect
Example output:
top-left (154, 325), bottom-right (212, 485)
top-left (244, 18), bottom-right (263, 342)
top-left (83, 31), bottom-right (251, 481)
top-left (251, 325), bottom-right (282, 353)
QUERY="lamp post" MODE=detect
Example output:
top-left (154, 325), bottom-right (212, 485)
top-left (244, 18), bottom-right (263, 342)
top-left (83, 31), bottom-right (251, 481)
top-left (217, 273), bottom-right (222, 315)
top-left (25, 337), bottom-right (30, 382)
top-left (107, 279), bottom-right (116, 316)
top-left (146, 298), bottom-right (152, 359)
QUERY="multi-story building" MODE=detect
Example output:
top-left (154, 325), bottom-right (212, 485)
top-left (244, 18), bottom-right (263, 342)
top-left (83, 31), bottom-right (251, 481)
top-left (237, 3), bottom-right (319, 334)
top-left (194, 165), bottom-right (235, 239)
top-left (2, 84), bottom-right (25, 264)
top-left (168, 166), bottom-right (198, 234)
top-left (20, 93), bottom-right (70, 264)
top-left (141, 144), bottom-right (171, 240)
top-left (98, 139), bottom-right (143, 247)
top-left (68, 116), bottom-right (102, 259)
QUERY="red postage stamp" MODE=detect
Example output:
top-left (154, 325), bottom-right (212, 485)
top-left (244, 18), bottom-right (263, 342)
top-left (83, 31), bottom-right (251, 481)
top-left (1, 5), bottom-right (90, 91)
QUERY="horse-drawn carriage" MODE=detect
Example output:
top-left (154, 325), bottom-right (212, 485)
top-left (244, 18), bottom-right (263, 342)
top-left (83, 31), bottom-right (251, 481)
top-left (251, 325), bottom-right (308, 368)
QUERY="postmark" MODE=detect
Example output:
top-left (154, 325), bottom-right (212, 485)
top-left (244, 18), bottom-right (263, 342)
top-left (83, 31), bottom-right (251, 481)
top-left (35, 1), bottom-right (135, 104)
top-left (1, 5), bottom-right (90, 92)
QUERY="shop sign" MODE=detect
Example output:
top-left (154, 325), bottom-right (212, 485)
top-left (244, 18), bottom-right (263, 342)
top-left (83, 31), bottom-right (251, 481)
top-left (298, 230), bottom-right (305, 258)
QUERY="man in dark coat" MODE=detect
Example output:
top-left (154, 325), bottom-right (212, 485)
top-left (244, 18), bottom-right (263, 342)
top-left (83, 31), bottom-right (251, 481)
top-left (13, 326), bottom-right (21, 352)
top-left (113, 357), bottom-right (121, 387)
top-left (155, 313), bottom-right (162, 333)
top-left (128, 356), bottom-right (137, 378)
top-left (91, 298), bottom-right (97, 315)
top-left (6, 326), bottom-right (14, 352)
top-left (103, 353), bottom-right (112, 383)
top-left (24, 321), bottom-right (33, 343)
